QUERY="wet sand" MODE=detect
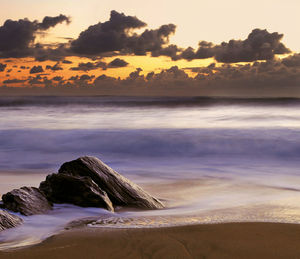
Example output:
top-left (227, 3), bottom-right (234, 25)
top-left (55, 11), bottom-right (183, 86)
top-left (1, 222), bottom-right (300, 259)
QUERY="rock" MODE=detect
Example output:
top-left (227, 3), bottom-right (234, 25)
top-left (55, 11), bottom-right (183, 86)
top-left (0, 209), bottom-right (23, 231)
top-left (39, 173), bottom-right (114, 212)
top-left (57, 156), bottom-right (164, 209)
top-left (64, 217), bottom-right (98, 230)
top-left (2, 187), bottom-right (52, 216)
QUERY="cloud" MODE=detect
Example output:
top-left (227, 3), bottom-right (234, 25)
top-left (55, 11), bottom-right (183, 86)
top-left (3, 79), bottom-right (26, 84)
top-left (80, 74), bottom-right (95, 81)
top-left (214, 29), bottom-right (290, 63)
top-left (4, 53), bottom-right (300, 97)
top-left (127, 24), bottom-right (176, 57)
top-left (33, 43), bottom-right (70, 61)
top-left (0, 63), bottom-right (7, 71)
top-left (30, 65), bottom-right (44, 74)
top-left (70, 13), bottom-right (289, 63)
top-left (52, 76), bottom-right (64, 82)
top-left (151, 44), bottom-right (181, 60)
top-left (0, 18), bottom-right (37, 58)
top-left (70, 61), bottom-right (107, 71)
top-left (0, 11), bottom-right (290, 65)
top-left (179, 29), bottom-right (290, 63)
top-left (70, 10), bottom-right (176, 59)
top-left (71, 10), bottom-right (147, 55)
top-left (46, 62), bottom-right (63, 71)
top-left (38, 14), bottom-right (70, 30)
top-left (0, 15), bottom-right (70, 58)
top-left (62, 59), bottom-right (73, 64)
top-left (108, 58), bottom-right (128, 68)
top-left (281, 53), bottom-right (300, 67)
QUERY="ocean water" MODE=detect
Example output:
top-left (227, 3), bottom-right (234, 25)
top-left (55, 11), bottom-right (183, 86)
top-left (1, 96), bottom-right (300, 249)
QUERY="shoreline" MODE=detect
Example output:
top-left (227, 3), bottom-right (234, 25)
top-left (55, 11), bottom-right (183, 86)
top-left (1, 222), bottom-right (300, 258)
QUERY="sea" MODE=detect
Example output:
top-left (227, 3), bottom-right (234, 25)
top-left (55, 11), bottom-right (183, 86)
top-left (1, 96), bottom-right (300, 249)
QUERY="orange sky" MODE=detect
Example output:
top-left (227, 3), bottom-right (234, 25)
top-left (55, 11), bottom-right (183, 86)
top-left (0, 0), bottom-right (299, 89)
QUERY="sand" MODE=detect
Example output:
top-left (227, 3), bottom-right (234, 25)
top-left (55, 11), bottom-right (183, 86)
top-left (1, 222), bottom-right (300, 259)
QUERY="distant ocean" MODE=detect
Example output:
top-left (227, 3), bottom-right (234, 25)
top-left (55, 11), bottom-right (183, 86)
top-left (1, 96), bottom-right (300, 249)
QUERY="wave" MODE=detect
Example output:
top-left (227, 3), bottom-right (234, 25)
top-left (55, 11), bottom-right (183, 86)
top-left (1, 128), bottom-right (300, 170)
top-left (1, 96), bottom-right (300, 107)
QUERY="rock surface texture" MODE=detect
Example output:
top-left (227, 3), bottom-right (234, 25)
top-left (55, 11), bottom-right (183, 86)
top-left (40, 173), bottom-right (114, 212)
top-left (2, 187), bottom-right (52, 216)
top-left (57, 156), bottom-right (164, 209)
top-left (0, 210), bottom-right (23, 231)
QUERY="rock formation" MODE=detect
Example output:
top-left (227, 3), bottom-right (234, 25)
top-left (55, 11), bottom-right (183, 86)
top-left (2, 187), bottom-right (52, 216)
top-left (56, 156), bottom-right (164, 209)
top-left (40, 173), bottom-right (114, 212)
top-left (0, 209), bottom-right (22, 231)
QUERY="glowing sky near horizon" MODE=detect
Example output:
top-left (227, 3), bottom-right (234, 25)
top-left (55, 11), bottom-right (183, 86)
top-left (1, 0), bottom-right (300, 97)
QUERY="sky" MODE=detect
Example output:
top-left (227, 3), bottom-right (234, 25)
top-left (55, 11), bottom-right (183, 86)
top-left (1, 0), bottom-right (300, 97)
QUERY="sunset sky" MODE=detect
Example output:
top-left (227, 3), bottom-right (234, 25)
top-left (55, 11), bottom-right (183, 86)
top-left (1, 0), bottom-right (300, 96)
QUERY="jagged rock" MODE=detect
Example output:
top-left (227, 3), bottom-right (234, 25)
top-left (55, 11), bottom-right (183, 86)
top-left (0, 209), bottom-right (23, 231)
top-left (2, 187), bottom-right (52, 216)
top-left (57, 156), bottom-right (164, 209)
top-left (39, 173), bottom-right (114, 212)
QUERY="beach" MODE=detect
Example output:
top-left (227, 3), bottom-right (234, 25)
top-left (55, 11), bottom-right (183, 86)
top-left (1, 222), bottom-right (300, 259)
top-left (1, 0), bottom-right (300, 256)
top-left (2, 97), bottom-right (300, 256)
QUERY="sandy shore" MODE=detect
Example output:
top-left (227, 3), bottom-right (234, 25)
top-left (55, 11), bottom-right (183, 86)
top-left (1, 222), bottom-right (300, 259)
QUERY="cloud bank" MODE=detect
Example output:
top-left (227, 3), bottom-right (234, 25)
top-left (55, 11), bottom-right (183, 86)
top-left (0, 10), bottom-right (299, 97)
top-left (0, 10), bottom-right (290, 63)
top-left (2, 54), bottom-right (300, 97)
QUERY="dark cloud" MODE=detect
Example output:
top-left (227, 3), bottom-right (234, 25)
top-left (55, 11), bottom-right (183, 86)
top-left (126, 24), bottom-right (176, 56)
top-left (70, 61), bottom-right (107, 71)
top-left (46, 62), bottom-right (63, 71)
top-left (0, 15), bottom-right (70, 58)
top-left (129, 68), bottom-right (143, 80)
top-left (0, 11), bottom-right (290, 65)
top-left (214, 29), bottom-right (290, 63)
top-left (71, 10), bottom-right (147, 55)
top-left (282, 53), bottom-right (300, 67)
top-left (79, 74), bottom-right (95, 81)
top-left (3, 79), bottom-right (26, 84)
top-left (38, 14), bottom-right (70, 30)
top-left (0, 18), bottom-right (36, 58)
top-left (71, 14), bottom-right (288, 63)
top-left (62, 59), bottom-right (73, 64)
top-left (95, 74), bottom-right (117, 81)
top-left (3, 55), bottom-right (300, 97)
top-left (33, 43), bottom-right (70, 62)
top-left (0, 63), bottom-right (7, 71)
top-left (52, 76), bottom-right (63, 82)
top-left (180, 41), bottom-right (215, 60)
top-left (70, 10), bottom-right (176, 59)
top-left (108, 58), bottom-right (128, 68)
top-left (179, 29), bottom-right (290, 63)
top-left (30, 65), bottom-right (44, 74)
top-left (151, 44), bottom-right (181, 60)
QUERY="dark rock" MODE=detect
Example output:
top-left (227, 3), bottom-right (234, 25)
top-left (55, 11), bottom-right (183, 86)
top-left (2, 187), bottom-right (52, 216)
top-left (39, 173), bottom-right (114, 212)
top-left (64, 217), bottom-right (98, 230)
top-left (58, 156), bottom-right (164, 209)
top-left (0, 209), bottom-right (23, 231)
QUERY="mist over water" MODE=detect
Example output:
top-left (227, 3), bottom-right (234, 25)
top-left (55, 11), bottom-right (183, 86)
top-left (1, 96), bottom-right (300, 249)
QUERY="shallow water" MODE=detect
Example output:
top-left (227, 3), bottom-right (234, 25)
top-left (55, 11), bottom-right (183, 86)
top-left (1, 96), bottom-right (300, 249)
